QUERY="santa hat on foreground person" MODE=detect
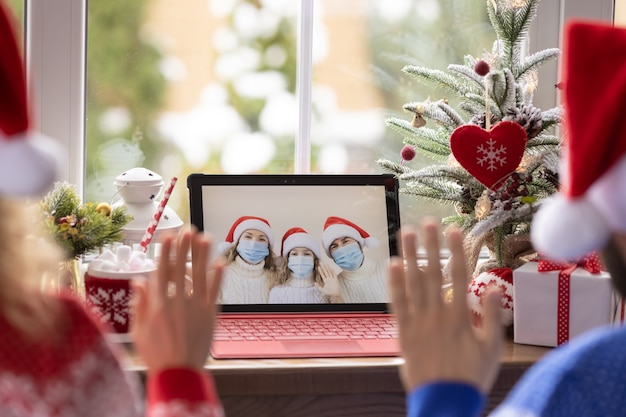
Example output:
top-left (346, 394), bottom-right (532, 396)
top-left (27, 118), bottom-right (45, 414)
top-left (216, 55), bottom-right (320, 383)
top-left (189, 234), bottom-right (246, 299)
top-left (321, 216), bottom-right (378, 257)
top-left (218, 215), bottom-right (274, 253)
top-left (280, 227), bottom-right (321, 258)
top-left (531, 21), bottom-right (626, 262)
top-left (0, 2), bottom-right (60, 197)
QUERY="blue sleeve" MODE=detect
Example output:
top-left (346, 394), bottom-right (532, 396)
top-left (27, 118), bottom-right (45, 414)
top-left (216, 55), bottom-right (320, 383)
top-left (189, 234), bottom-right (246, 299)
top-left (407, 382), bottom-right (485, 417)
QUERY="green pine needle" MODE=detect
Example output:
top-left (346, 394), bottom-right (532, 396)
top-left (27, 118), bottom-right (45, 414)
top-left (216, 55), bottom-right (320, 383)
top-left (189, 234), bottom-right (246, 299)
top-left (519, 48), bottom-right (560, 79)
top-left (402, 66), bottom-right (473, 97)
top-left (447, 63), bottom-right (485, 92)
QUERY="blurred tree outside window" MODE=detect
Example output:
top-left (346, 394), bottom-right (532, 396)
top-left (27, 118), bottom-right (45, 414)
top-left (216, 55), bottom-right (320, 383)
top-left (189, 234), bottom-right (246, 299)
top-left (6, 0), bottom-right (23, 43)
top-left (616, 0), bottom-right (626, 26)
top-left (85, 0), bottom-right (493, 224)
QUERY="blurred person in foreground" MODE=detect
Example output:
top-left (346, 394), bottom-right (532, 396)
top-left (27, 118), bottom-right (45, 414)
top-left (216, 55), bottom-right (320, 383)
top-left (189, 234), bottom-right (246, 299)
top-left (391, 21), bottom-right (626, 417)
top-left (0, 1), bottom-right (224, 415)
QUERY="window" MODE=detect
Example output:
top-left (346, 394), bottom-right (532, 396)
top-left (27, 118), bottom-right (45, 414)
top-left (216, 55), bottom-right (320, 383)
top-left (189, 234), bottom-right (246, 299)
top-left (27, 0), bottom-right (613, 226)
top-left (616, 0), bottom-right (626, 25)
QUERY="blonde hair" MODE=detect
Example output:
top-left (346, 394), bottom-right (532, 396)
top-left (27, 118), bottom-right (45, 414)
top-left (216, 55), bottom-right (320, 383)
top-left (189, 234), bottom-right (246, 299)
top-left (0, 198), bottom-right (64, 340)
top-left (272, 252), bottom-right (322, 289)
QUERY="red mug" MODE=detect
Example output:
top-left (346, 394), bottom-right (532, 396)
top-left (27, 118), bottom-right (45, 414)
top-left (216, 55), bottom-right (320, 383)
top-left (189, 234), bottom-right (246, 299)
top-left (84, 267), bottom-right (155, 341)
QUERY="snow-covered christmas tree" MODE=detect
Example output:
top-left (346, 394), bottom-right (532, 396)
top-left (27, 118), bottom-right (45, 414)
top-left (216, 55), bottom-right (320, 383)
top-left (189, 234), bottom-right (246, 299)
top-left (378, 0), bottom-right (562, 275)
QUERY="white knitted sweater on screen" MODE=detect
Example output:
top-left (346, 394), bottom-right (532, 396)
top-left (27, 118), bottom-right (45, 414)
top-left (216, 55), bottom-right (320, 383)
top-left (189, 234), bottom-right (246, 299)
top-left (338, 257), bottom-right (389, 303)
top-left (268, 275), bottom-right (329, 304)
top-left (220, 256), bottom-right (272, 304)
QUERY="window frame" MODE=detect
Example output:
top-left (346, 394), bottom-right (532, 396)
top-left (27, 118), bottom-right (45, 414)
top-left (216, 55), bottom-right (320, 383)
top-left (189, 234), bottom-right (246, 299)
top-left (25, 0), bottom-right (614, 197)
top-left (27, 0), bottom-right (86, 191)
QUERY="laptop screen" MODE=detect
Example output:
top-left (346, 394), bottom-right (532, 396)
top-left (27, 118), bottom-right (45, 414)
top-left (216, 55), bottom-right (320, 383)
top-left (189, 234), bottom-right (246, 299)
top-left (187, 174), bottom-right (401, 313)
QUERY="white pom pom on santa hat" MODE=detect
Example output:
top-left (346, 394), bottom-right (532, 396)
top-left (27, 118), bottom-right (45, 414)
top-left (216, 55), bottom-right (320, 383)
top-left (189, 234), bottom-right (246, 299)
top-left (531, 193), bottom-right (612, 262)
top-left (467, 267), bottom-right (514, 327)
top-left (531, 22), bottom-right (626, 261)
top-left (218, 215), bottom-right (274, 254)
top-left (0, 132), bottom-right (63, 197)
top-left (280, 227), bottom-right (321, 258)
top-left (321, 216), bottom-right (378, 257)
top-left (0, 2), bottom-right (60, 197)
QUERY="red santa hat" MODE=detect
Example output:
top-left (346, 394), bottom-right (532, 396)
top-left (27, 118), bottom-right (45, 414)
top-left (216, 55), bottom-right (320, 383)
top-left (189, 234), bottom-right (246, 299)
top-left (531, 21), bottom-right (626, 261)
top-left (218, 215), bottom-right (274, 253)
top-left (0, 2), bottom-right (60, 197)
top-left (280, 227), bottom-right (321, 258)
top-left (321, 216), bottom-right (378, 257)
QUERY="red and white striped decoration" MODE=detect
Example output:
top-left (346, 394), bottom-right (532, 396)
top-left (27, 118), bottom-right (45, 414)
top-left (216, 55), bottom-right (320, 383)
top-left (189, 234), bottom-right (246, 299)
top-left (139, 176), bottom-right (177, 253)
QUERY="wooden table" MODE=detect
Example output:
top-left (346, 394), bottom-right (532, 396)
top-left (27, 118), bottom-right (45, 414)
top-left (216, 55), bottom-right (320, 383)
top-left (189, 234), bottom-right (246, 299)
top-left (126, 339), bottom-right (551, 417)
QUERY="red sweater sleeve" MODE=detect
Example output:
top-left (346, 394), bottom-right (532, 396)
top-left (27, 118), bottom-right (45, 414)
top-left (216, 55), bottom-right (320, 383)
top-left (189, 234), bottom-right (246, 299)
top-left (147, 368), bottom-right (224, 417)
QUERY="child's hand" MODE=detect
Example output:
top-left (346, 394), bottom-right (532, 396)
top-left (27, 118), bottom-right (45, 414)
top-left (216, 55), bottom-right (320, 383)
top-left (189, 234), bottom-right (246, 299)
top-left (389, 219), bottom-right (503, 394)
top-left (131, 228), bottom-right (224, 373)
top-left (316, 263), bottom-right (343, 302)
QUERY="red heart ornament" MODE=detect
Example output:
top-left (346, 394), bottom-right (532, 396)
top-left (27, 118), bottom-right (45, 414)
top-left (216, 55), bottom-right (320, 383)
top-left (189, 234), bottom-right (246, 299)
top-left (450, 121), bottom-right (528, 190)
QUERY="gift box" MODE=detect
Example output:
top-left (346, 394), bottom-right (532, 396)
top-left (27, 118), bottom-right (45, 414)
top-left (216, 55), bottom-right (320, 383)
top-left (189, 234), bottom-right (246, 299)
top-left (513, 258), bottom-right (614, 347)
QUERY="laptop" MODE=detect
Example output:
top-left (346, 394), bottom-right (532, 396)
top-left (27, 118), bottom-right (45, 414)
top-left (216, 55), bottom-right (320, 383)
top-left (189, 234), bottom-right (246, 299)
top-left (187, 173), bottom-right (401, 359)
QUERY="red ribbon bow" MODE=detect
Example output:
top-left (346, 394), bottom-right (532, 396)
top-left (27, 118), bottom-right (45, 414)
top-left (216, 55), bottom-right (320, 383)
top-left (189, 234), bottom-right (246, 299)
top-left (537, 253), bottom-right (603, 275)
top-left (536, 253), bottom-right (603, 345)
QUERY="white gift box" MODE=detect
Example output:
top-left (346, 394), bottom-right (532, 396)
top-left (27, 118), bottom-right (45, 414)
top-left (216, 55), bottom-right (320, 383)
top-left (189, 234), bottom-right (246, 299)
top-left (513, 261), bottom-right (613, 347)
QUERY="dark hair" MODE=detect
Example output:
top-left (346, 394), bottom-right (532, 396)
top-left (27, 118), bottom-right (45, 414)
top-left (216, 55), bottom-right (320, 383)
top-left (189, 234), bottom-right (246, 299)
top-left (601, 238), bottom-right (626, 297)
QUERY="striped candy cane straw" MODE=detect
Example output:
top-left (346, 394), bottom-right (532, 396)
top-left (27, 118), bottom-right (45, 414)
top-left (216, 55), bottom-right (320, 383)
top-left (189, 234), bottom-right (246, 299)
top-left (139, 176), bottom-right (178, 253)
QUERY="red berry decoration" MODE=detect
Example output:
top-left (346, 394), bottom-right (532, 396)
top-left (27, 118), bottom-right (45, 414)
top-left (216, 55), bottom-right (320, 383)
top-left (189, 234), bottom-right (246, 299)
top-left (474, 59), bottom-right (490, 76)
top-left (401, 145), bottom-right (416, 161)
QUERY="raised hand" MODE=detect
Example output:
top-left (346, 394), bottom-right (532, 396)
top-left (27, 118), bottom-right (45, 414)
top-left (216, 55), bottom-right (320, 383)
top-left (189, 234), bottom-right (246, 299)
top-left (316, 262), bottom-right (344, 302)
top-left (131, 228), bottom-right (224, 373)
top-left (389, 219), bottom-right (503, 393)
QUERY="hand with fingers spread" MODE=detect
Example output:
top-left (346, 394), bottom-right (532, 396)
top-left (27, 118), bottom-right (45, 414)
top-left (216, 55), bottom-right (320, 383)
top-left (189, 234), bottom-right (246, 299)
top-left (389, 219), bottom-right (503, 395)
top-left (131, 228), bottom-right (224, 373)
top-left (315, 263), bottom-right (344, 302)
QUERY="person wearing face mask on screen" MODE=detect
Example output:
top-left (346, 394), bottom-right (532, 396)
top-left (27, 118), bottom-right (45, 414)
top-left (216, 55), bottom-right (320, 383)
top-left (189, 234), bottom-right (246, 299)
top-left (269, 227), bottom-right (343, 304)
top-left (321, 216), bottom-right (389, 303)
top-left (218, 216), bottom-right (277, 304)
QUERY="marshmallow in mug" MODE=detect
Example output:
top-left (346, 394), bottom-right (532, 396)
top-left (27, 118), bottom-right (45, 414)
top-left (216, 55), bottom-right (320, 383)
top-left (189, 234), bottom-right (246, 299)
top-left (89, 245), bottom-right (157, 273)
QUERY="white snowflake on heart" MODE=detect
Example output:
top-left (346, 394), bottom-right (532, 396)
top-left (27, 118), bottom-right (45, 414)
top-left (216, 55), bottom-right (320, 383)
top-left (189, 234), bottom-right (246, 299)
top-left (450, 121), bottom-right (527, 190)
top-left (476, 138), bottom-right (507, 171)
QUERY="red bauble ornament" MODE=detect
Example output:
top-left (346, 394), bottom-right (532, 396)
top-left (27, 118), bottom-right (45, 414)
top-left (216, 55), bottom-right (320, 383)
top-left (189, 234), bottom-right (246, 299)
top-left (450, 121), bottom-right (527, 190)
top-left (467, 267), bottom-right (514, 327)
top-left (401, 145), bottom-right (416, 161)
top-left (474, 59), bottom-right (490, 76)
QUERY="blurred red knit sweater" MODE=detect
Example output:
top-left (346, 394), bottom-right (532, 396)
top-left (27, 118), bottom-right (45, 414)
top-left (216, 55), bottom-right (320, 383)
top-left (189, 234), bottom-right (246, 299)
top-left (0, 293), bottom-right (223, 417)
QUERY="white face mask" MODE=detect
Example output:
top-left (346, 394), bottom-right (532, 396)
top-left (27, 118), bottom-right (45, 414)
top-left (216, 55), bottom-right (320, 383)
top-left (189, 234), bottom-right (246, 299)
top-left (331, 242), bottom-right (363, 271)
top-left (288, 255), bottom-right (315, 278)
top-left (236, 239), bottom-right (269, 264)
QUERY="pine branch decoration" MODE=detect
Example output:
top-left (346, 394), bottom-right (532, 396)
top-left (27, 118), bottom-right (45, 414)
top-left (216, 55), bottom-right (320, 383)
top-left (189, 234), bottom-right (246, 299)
top-left (39, 182), bottom-right (132, 259)
top-left (402, 66), bottom-right (479, 97)
top-left (487, 0), bottom-right (539, 73)
top-left (448, 63), bottom-right (486, 90)
top-left (518, 48), bottom-right (560, 79)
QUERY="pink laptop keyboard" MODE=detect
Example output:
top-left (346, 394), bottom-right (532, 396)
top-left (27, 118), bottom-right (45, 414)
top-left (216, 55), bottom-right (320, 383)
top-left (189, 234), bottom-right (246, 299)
top-left (214, 316), bottom-right (398, 342)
